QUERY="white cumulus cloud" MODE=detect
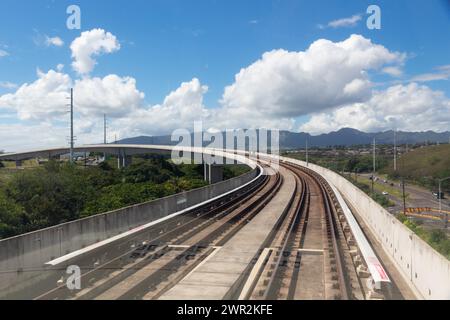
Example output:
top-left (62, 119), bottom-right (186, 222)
top-left (74, 74), bottom-right (145, 117)
top-left (115, 78), bottom-right (209, 137)
top-left (300, 83), bottom-right (450, 134)
top-left (0, 69), bottom-right (144, 121)
top-left (220, 34), bottom-right (405, 126)
top-left (70, 28), bottom-right (120, 75)
top-left (3, 32), bottom-right (450, 151)
top-left (0, 69), bottom-right (72, 121)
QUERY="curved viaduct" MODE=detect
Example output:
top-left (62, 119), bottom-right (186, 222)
top-left (0, 145), bottom-right (449, 300)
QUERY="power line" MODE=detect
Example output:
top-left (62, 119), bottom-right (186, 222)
top-left (305, 136), bottom-right (309, 167)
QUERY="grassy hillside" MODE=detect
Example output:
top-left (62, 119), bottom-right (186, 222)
top-left (382, 144), bottom-right (450, 191)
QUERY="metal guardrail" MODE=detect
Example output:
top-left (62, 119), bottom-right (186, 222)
top-left (405, 207), bottom-right (450, 215)
top-left (403, 212), bottom-right (450, 222)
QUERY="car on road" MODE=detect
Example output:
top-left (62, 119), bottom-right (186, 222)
top-left (433, 192), bottom-right (444, 199)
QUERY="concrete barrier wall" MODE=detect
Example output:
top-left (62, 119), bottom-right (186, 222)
top-left (0, 168), bottom-right (258, 294)
top-left (281, 156), bottom-right (450, 300)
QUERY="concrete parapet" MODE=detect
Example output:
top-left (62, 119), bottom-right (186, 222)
top-left (204, 164), bottom-right (224, 184)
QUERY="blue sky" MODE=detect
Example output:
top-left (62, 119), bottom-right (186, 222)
top-left (1, 0), bottom-right (450, 150)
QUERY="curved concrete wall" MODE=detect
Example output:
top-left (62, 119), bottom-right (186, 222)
top-left (0, 167), bottom-right (258, 296)
top-left (280, 156), bottom-right (450, 300)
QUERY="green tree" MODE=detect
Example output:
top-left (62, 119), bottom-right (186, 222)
top-left (5, 162), bottom-right (93, 229)
top-left (0, 192), bottom-right (25, 238)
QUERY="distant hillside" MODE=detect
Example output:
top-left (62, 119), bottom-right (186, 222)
top-left (117, 128), bottom-right (450, 149)
top-left (382, 144), bottom-right (450, 190)
top-left (118, 135), bottom-right (176, 146)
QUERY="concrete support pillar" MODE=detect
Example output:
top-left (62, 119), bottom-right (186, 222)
top-left (117, 154), bottom-right (123, 169)
top-left (210, 164), bottom-right (224, 184)
top-left (124, 156), bottom-right (132, 168)
top-left (117, 150), bottom-right (132, 169)
top-left (204, 163), bottom-right (210, 182)
top-left (117, 149), bottom-right (123, 169)
top-left (204, 163), bottom-right (223, 184)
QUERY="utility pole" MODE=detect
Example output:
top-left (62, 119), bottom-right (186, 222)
top-left (439, 180), bottom-right (442, 226)
top-left (306, 136), bottom-right (309, 167)
top-left (438, 177), bottom-right (450, 228)
top-left (70, 88), bottom-right (74, 164)
top-left (394, 129), bottom-right (397, 171)
top-left (373, 138), bottom-right (376, 173)
top-left (103, 114), bottom-right (108, 162)
top-left (372, 138), bottom-right (376, 194)
top-left (104, 114), bottom-right (107, 144)
top-left (334, 147), bottom-right (337, 172)
top-left (402, 178), bottom-right (407, 215)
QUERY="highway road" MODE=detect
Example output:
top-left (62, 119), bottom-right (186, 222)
top-left (359, 173), bottom-right (450, 232)
top-left (359, 174), bottom-right (450, 210)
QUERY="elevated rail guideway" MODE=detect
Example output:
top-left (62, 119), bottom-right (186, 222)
top-left (0, 145), bottom-right (449, 299)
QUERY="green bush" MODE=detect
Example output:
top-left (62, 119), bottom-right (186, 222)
top-left (401, 218), bottom-right (450, 259)
top-left (0, 192), bottom-right (25, 238)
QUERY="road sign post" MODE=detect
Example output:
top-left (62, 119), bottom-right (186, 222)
top-left (438, 177), bottom-right (450, 228)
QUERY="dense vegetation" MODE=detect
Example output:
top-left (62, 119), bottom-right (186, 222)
top-left (0, 156), bottom-right (210, 239)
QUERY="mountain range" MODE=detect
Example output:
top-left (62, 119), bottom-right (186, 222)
top-left (117, 128), bottom-right (450, 149)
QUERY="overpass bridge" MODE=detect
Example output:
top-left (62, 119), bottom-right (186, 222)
top-left (0, 145), bottom-right (449, 300)
top-left (0, 144), bottom-right (226, 183)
